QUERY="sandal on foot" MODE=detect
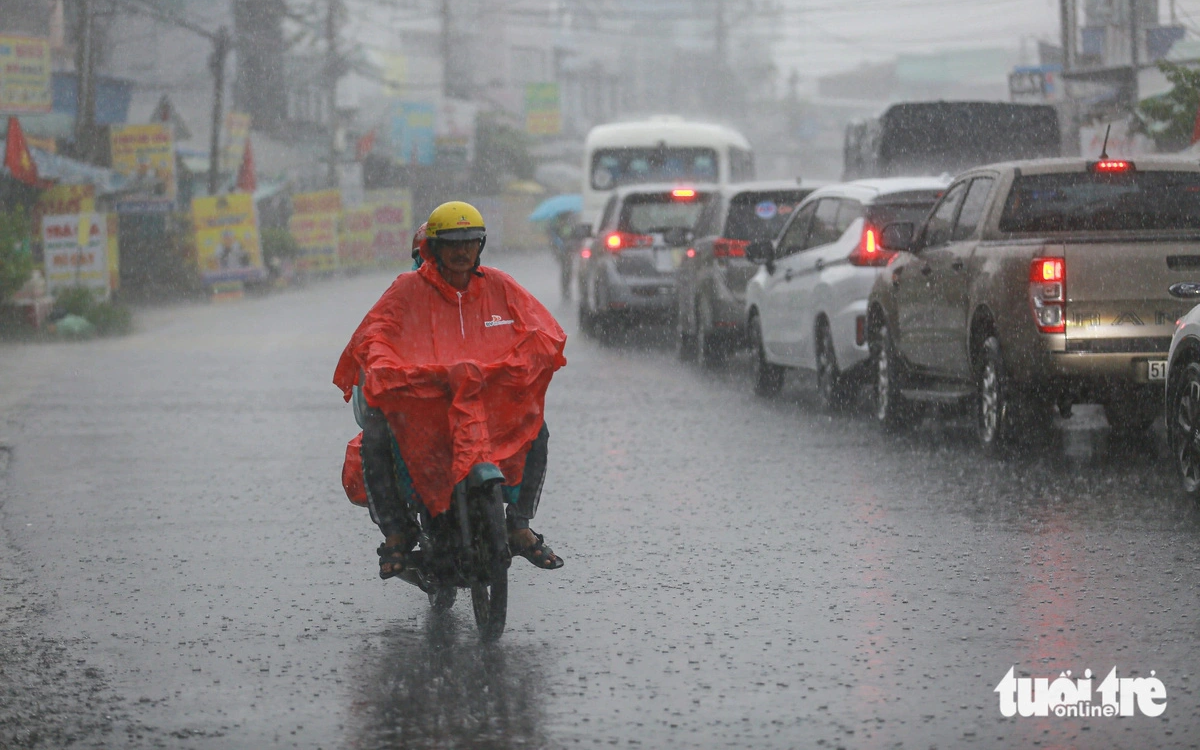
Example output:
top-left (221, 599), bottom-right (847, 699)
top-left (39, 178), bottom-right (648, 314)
top-left (377, 541), bottom-right (415, 580)
top-left (512, 531), bottom-right (564, 570)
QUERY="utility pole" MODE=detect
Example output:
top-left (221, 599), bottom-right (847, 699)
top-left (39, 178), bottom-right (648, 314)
top-left (1059, 0), bottom-right (1075, 72)
top-left (1129, 0), bottom-right (1140, 108)
top-left (441, 0), bottom-right (451, 97)
top-left (326, 0), bottom-right (340, 187)
top-left (714, 0), bottom-right (729, 113)
top-left (74, 0), bottom-right (96, 161)
top-left (207, 26), bottom-right (231, 195)
top-left (715, 0), bottom-right (727, 69)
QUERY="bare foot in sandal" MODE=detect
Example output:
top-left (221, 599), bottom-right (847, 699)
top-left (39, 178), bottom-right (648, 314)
top-left (377, 532), bottom-right (415, 579)
top-left (508, 528), bottom-right (564, 569)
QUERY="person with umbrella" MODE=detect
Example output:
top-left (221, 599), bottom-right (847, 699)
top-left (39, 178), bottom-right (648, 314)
top-left (529, 194), bottom-right (582, 300)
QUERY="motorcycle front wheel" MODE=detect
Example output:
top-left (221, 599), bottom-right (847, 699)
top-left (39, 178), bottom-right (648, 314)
top-left (470, 483), bottom-right (509, 641)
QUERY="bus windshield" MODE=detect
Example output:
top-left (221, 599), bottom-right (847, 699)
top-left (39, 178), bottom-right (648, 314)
top-left (591, 148), bottom-right (719, 190)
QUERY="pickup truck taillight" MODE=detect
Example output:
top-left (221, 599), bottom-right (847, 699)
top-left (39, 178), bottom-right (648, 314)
top-left (1029, 257), bottom-right (1065, 334)
top-left (604, 231), bottom-right (653, 252)
top-left (713, 238), bottom-right (749, 258)
top-left (848, 227), bottom-right (895, 267)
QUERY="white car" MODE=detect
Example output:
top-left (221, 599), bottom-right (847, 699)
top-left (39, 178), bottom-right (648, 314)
top-left (1166, 296), bottom-right (1200, 494)
top-left (743, 178), bottom-right (947, 409)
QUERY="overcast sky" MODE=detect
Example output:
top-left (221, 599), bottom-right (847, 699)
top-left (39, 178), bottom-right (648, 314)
top-left (774, 0), bottom-right (1200, 78)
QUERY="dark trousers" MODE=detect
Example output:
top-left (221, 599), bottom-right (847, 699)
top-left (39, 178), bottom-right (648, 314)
top-left (359, 403), bottom-right (549, 538)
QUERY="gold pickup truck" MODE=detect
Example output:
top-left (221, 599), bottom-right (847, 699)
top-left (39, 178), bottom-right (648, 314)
top-left (866, 157), bottom-right (1200, 452)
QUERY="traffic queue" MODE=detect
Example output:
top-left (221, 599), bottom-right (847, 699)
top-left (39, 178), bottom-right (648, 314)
top-left (568, 110), bottom-right (1200, 497)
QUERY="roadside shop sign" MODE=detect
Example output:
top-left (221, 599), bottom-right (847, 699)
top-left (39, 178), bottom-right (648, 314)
top-left (191, 193), bottom-right (266, 285)
top-left (0, 35), bottom-right (52, 114)
top-left (34, 183), bottom-right (95, 234)
top-left (290, 189), bottom-right (342, 272)
top-left (366, 189), bottom-right (413, 264)
top-left (221, 111), bottom-right (252, 172)
top-left (42, 213), bottom-right (116, 298)
top-left (524, 83), bottom-right (561, 136)
top-left (338, 205), bottom-right (375, 269)
top-left (337, 161), bottom-right (365, 208)
top-left (436, 98), bottom-right (477, 166)
top-left (389, 100), bottom-right (435, 165)
top-left (109, 123), bottom-right (176, 204)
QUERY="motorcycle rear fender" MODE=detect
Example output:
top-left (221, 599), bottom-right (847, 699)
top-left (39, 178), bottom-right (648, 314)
top-left (466, 462), bottom-right (505, 491)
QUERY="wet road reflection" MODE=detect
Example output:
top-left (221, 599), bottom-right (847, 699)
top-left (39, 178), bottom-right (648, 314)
top-left (347, 610), bottom-right (548, 749)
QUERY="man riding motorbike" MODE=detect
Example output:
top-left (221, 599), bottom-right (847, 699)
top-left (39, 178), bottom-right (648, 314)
top-left (334, 201), bottom-right (567, 579)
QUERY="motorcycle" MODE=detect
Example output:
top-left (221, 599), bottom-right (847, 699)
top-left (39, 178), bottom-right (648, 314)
top-left (392, 462), bottom-right (512, 641)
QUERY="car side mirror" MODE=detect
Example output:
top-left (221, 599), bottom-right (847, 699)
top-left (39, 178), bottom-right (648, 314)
top-left (744, 239), bottom-right (775, 265)
top-left (571, 223), bottom-right (593, 240)
top-left (879, 222), bottom-right (916, 253)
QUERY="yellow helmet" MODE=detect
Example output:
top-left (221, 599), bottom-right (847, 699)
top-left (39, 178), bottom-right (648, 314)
top-left (426, 201), bottom-right (486, 244)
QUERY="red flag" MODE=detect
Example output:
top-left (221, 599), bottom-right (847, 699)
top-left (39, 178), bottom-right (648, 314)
top-left (356, 128), bottom-right (376, 161)
top-left (236, 137), bottom-right (256, 193)
top-left (4, 116), bottom-right (41, 186)
top-left (1191, 102), bottom-right (1200, 146)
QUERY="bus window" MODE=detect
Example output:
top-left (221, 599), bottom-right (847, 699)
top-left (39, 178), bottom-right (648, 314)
top-left (730, 147), bottom-right (755, 182)
top-left (590, 147), bottom-right (720, 190)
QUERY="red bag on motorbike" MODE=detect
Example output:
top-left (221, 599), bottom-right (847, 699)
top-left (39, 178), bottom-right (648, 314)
top-left (333, 247), bottom-right (566, 517)
top-left (342, 432), bottom-right (368, 507)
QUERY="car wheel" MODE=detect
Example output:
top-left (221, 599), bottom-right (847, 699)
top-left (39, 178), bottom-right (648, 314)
top-left (676, 297), bottom-right (698, 362)
top-left (578, 288), bottom-right (595, 337)
top-left (1104, 395), bottom-right (1160, 435)
top-left (816, 320), bottom-right (853, 412)
top-left (873, 322), bottom-right (917, 432)
top-left (697, 295), bottom-right (727, 369)
top-left (750, 313), bottom-right (784, 398)
top-left (1169, 361), bottom-right (1200, 495)
top-left (977, 335), bottom-right (1022, 455)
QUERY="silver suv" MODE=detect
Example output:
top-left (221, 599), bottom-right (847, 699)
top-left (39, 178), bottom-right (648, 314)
top-left (577, 184), bottom-right (716, 335)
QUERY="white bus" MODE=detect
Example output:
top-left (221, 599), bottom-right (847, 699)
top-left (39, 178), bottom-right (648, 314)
top-left (581, 117), bottom-right (755, 229)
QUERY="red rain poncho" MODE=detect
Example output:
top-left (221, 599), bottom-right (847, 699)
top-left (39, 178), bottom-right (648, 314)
top-left (334, 248), bottom-right (566, 517)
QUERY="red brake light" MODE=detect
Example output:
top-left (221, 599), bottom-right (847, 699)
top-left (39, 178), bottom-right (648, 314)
top-left (1030, 257), bottom-right (1064, 283)
top-left (1092, 159), bottom-right (1133, 173)
top-left (1029, 256), bottom-right (1066, 334)
top-left (672, 188), bottom-right (697, 199)
top-left (686, 247), bottom-right (696, 258)
top-left (713, 238), bottom-right (748, 258)
top-left (848, 226), bottom-right (894, 267)
top-left (580, 248), bottom-right (591, 259)
top-left (603, 231), bottom-right (653, 252)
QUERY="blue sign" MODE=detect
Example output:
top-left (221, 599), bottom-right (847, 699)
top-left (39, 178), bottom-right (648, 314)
top-left (390, 101), bottom-right (436, 165)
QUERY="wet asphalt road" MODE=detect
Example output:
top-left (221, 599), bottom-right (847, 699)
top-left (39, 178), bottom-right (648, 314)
top-left (2, 250), bottom-right (1200, 749)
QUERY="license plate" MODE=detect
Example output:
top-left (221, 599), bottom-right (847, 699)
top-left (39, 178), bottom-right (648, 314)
top-left (654, 249), bottom-right (680, 272)
top-left (1148, 360), bottom-right (1168, 381)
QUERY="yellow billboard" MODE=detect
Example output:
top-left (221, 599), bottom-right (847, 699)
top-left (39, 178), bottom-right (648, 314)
top-left (191, 193), bottom-right (266, 284)
top-left (525, 83), bottom-right (561, 136)
top-left (110, 124), bottom-right (176, 201)
top-left (0, 35), bottom-right (51, 113)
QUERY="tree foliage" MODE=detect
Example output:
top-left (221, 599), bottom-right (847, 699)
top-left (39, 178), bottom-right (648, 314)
top-left (0, 207), bottom-right (34, 306)
top-left (1138, 60), bottom-right (1200, 152)
top-left (471, 113), bottom-right (534, 194)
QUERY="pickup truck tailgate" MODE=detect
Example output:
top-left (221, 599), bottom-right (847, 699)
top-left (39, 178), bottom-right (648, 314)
top-left (1061, 239), bottom-right (1198, 350)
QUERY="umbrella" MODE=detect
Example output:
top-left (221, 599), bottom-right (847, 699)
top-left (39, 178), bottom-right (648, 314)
top-left (528, 193), bottom-right (582, 223)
